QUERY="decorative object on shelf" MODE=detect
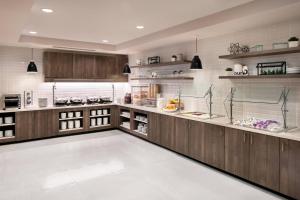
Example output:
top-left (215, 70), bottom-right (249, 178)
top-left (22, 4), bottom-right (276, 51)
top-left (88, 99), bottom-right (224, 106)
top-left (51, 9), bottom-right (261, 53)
top-left (228, 43), bottom-right (241, 55)
top-left (124, 93), bottom-right (132, 104)
top-left (122, 63), bottom-right (131, 74)
top-left (272, 42), bottom-right (288, 49)
top-left (151, 72), bottom-right (158, 78)
top-left (225, 67), bottom-right (233, 76)
top-left (242, 65), bottom-right (249, 76)
top-left (256, 61), bottom-right (286, 75)
top-left (136, 59), bottom-right (142, 65)
top-left (190, 37), bottom-right (202, 70)
top-left (241, 45), bottom-right (250, 53)
top-left (250, 45), bottom-right (263, 52)
top-left (27, 48), bottom-right (38, 73)
top-left (288, 37), bottom-right (299, 48)
top-left (171, 55), bottom-right (177, 62)
top-left (233, 63), bottom-right (243, 75)
top-left (148, 56), bottom-right (160, 64)
top-left (38, 98), bottom-right (48, 107)
top-left (24, 91), bottom-right (33, 108)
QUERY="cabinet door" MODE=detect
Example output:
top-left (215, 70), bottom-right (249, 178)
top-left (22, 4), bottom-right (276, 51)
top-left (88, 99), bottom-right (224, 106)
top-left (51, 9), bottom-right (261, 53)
top-left (203, 124), bottom-right (225, 169)
top-left (159, 115), bottom-right (175, 150)
top-left (15, 111), bottom-right (35, 141)
top-left (44, 52), bottom-right (73, 78)
top-left (188, 120), bottom-right (205, 162)
top-left (280, 139), bottom-right (300, 199)
top-left (148, 112), bottom-right (160, 144)
top-left (73, 54), bottom-right (95, 79)
top-left (95, 56), bottom-right (109, 79)
top-left (115, 55), bottom-right (128, 81)
top-left (174, 118), bottom-right (189, 155)
top-left (225, 128), bottom-right (249, 179)
top-left (34, 110), bottom-right (57, 138)
top-left (249, 133), bottom-right (279, 191)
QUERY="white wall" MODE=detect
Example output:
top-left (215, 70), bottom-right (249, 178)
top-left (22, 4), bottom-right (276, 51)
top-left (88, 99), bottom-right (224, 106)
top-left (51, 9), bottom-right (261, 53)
top-left (129, 20), bottom-right (300, 128)
top-left (0, 46), bottom-right (130, 107)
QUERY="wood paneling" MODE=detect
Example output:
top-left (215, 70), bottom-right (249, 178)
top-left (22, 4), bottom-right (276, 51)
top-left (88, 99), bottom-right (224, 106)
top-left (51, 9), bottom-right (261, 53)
top-left (44, 52), bottom-right (73, 78)
top-left (174, 117), bottom-right (189, 155)
top-left (95, 55), bottom-right (113, 79)
top-left (15, 111), bottom-right (35, 141)
top-left (249, 133), bottom-right (279, 191)
top-left (148, 112), bottom-right (160, 144)
top-left (280, 139), bottom-right (300, 199)
top-left (203, 123), bottom-right (225, 169)
top-left (73, 54), bottom-right (95, 79)
top-left (34, 110), bottom-right (57, 138)
top-left (159, 115), bottom-right (175, 149)
top-left (188, 120), bottom-right (205, 162)
top-left (225, 128), bottom-right (249, 179)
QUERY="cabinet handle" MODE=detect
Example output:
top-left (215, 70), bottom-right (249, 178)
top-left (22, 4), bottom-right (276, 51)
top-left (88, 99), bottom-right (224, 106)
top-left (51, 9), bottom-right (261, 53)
top-left (250, 135), bottom-right (253, 145)
top-left (281, 143), bottom-right (284, 152)
top-left (243, 133), bottom-right (246, 143)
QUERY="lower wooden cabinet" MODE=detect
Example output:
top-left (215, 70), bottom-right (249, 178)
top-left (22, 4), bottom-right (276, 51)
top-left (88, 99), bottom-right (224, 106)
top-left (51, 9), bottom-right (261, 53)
top-left (225, 128), bottom-right (250, 179)
top-left (188, 120), bottom-right (205, 162)
top-left (148, 112), bottom-right (160, 144)
top-left (15, 111), bottom-right (35, 141)
top-left (203, 124), bottom-right (225, 169)
top-left (34, 110), bottom-right (58, 138)
top-left (280, 139), bottom-right (300, 199)
top-left (174, 118), bottom-right (189, 155)
top-left (249, 133), bottom-right (279, 191)
top-left (159, 115), bottom-right (175, 149)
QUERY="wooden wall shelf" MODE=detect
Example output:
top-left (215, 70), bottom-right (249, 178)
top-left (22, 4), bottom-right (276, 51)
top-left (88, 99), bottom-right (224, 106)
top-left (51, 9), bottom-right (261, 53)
top-left (130, 60), bottom-right (191, 68)
top-left (219, 46), bottom-right (300, 59)
top-left (219, 74), bottom-right (300, 79)
top-left (130, 77), bottom-right (194, 81)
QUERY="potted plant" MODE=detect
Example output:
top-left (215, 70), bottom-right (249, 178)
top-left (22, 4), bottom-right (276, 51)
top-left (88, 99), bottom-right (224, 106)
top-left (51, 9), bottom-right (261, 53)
top-left (288, 37), bottom-right (299, 48)
top-left (225, 67), bottom-right (233, 76)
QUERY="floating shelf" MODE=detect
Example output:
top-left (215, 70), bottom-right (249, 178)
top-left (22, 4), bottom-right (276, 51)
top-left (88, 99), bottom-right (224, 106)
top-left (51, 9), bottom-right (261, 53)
top-left (219, 46), bottom-right (300, 59)
top-left (130, 77), bottom-right (193, 81)
top-left (219, 74), bottom-right (300, 79)
top-left (130, 61), bottom-right (191, 68)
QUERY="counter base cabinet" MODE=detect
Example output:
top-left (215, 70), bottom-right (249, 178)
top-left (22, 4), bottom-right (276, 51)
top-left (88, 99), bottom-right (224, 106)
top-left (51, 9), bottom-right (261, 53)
top-left (174, 118), bottom-right (189, 155)
top-left (148, 113), bottom-right (160, 144)
top-left (159, 115), bottom-right (175, 150)
top-left (225, 128), bottom-right (249, 179)
top-left (280, 139), bottom-right (300, 199)
top-left (34, 110), bottom-right (58, 138)
top-left (249, 133), bottom-right (279, 191)
top-left (204, 124), bottom-right (225, 170)
top-left (15, 111), bottom-right (35, 141)
top-left (188, 120), bottom-right (205, 162)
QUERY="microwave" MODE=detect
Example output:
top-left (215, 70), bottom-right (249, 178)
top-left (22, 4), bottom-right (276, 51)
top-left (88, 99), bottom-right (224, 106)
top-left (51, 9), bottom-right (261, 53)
top-left (3, 94), bottom-right (21, 110)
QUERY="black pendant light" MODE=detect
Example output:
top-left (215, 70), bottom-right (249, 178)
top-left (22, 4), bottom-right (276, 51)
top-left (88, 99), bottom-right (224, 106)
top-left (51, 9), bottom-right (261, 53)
top-left (27, 48), bottom-right (38, 73)
top-left (122, 63), bottom-right (131, 74)
top-left (190, 37), bottom-right (203, 70)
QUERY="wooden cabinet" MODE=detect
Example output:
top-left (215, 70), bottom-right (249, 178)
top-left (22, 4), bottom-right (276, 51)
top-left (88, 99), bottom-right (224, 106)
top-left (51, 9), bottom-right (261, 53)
top-left (203, 123), bottom-right (225, 169)
top-left (280, 139), bottom-right (300, 199)
top-left (34, 110), bottom-right (58, 138)
top-left (225, 128), bottom-right (249, 179)
top-left (115, 55), bottom-right (128, 81)
top-left (95, 55), bottom-right (112, 79)
top-left (188, 120), bottom-right (205, 162)
top-left (15, 111), bottom-right (35, 141)
top-left (159, 115), bottom-right (175, 149)
top-left (249, 133), bottom-right (279, 191)
top-left (174, 118), bottom-right (189, 155)
top-left (148, 112), bottom-right (160, 144)
top-left (73, 54), bottom-right (96, 79)
top-left (44, 52), bottom-right (73, 78)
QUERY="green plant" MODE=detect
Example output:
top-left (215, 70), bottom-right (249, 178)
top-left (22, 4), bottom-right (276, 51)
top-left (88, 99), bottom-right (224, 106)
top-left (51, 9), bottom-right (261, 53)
top-left (225, 67), bottom-right (233, 71)
top-left (288, 37), bottom-right (299, 42)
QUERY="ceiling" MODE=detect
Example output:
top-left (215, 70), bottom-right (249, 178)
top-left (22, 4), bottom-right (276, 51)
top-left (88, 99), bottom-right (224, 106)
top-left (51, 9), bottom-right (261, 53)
top-left (1, 0), bottom-right (300, 53)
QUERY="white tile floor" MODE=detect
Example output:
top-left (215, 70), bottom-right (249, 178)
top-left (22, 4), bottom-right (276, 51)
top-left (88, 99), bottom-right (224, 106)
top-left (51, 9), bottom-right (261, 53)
top-left (0, 130), bottom-right (285, 200)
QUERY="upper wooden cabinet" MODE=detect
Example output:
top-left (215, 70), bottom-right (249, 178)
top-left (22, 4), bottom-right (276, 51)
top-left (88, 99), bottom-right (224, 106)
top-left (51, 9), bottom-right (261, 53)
top-left (73, 54), bottom-right (96, 79)
top-left (44, 51), bottom-right (128, 82)
top-left (44, 52), bottom-right (74, 78)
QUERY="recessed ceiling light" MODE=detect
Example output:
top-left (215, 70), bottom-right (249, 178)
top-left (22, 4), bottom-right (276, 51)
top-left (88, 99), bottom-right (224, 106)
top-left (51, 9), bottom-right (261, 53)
top-left (102, 40), bottom-right (109, 43)
top-left (42, 8), bottom-right (53, 13)
top-left (29, 31), bottom-right (37, 34)
top-left (136, 26), bottom-right (144, 29)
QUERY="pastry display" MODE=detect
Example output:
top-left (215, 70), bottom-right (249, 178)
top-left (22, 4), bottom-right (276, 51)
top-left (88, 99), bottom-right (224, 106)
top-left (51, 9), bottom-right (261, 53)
top-left (233, 117), bottom-right (283, 132)
top-left (163, 98), bottom-right (184, 112)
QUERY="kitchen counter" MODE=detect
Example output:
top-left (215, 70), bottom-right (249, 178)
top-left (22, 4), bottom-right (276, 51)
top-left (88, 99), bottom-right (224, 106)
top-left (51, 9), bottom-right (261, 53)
top-left (0, 103), bottom-right (116, 113)
top-left (118, 104), bottom-right (300, 142)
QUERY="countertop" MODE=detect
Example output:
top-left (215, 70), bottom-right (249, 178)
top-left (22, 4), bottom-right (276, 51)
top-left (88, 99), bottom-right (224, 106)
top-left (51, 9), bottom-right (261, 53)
top-left (119, 104), bottom-right (300, 142)
top-left (1, 103), bottom-right (300, 141)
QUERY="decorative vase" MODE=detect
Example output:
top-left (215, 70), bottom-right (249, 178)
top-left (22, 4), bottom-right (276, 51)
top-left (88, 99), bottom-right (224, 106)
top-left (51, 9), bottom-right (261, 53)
top-left (288, 41), bottom-right (299, 48)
